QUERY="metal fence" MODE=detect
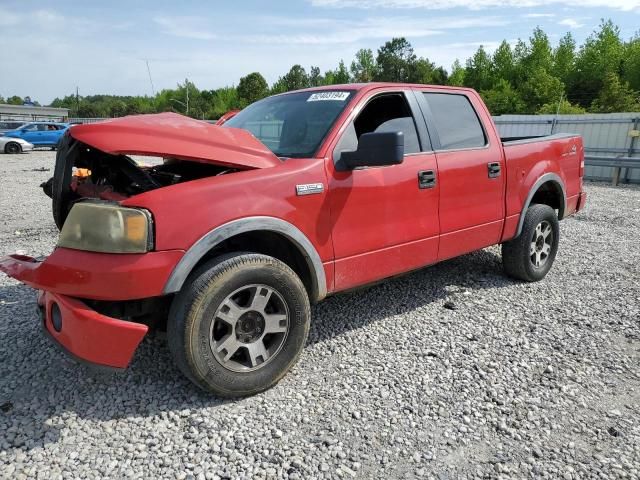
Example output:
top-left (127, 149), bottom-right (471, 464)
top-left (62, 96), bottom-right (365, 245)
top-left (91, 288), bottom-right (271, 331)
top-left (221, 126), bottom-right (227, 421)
top-left (68, 117), bottom-right (110, 124)
top-left (493, 113), bottom-right (640, 184)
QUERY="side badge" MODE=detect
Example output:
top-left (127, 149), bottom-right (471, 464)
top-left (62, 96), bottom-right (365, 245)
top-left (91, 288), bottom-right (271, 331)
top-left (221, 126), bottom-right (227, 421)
top-left (296, 183), bottom-right (324, 196)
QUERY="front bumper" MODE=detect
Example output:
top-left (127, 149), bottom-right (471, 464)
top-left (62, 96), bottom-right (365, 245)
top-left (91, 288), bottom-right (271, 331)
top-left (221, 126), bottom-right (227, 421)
top-left (1, 248), bottom-right (183, 369)
top-left (37, 290), bottom-right (148, 369)
top-left (0, 248), bottom-right (184, 301)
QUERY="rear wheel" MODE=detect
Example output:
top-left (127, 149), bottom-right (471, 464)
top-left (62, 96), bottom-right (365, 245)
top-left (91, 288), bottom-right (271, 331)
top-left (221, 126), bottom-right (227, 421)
top-left (502, 204), bottom-right (559, 282)
top-left (168, 253), bottom-right (310, 397)
top-left (4, 142), bottom-right (22, 154)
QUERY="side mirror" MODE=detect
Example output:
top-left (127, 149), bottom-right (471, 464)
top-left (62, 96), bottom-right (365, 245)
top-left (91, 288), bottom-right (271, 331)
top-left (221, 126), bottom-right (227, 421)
top-left (339, 131), bottom-right (404, 171)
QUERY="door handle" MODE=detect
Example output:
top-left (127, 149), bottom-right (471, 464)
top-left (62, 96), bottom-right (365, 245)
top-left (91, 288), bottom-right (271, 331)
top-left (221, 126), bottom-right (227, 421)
top-left (418, 170), bottom-right (436, 189)
top-left (488, 162), bottom-right (501, 178)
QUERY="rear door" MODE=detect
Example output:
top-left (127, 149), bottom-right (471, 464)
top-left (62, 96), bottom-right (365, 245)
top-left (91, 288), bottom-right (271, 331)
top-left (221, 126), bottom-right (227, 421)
top-left (327, 88), bottom-right (440, 290)
top-left (415, 89), bottom-right (505, 261)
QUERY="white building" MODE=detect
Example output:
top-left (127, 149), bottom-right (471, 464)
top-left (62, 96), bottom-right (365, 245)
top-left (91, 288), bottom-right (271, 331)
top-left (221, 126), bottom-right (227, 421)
top-left (0, 103), bottom-right (69, 122)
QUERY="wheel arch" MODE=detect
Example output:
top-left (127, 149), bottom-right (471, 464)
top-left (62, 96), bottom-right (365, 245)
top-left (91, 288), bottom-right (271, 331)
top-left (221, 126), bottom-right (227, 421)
top-left (515, 173), bottom-right (566, 238)
top-left (4, 141), bottom-right (22, 153)
top-left (163, 217), bottom-right (327, 302)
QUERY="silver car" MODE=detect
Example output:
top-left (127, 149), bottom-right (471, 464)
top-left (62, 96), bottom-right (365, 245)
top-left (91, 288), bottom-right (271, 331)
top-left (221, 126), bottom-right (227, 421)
top-left (0, 136), bottom-right (34, 154)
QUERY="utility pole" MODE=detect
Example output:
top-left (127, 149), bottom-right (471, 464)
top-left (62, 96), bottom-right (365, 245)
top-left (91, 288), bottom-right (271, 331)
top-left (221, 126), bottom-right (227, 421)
top-left (76, 86), bottom-right (79, 117)
top-left (186, 82), bottom-right (189, 117)
top-left (145, 60), bottom-right (155, 96)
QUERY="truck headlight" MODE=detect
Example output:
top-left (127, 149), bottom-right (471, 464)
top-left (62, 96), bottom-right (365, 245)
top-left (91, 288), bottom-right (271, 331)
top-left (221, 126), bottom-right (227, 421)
top-left (58, 202), bottom-right (153, 253)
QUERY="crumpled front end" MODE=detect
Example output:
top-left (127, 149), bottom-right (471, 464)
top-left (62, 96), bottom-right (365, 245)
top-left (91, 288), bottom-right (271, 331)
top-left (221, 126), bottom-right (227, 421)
top-left (37, 290), bottom-right (148, 370)
top-left (0, 248), bottom-right (183, 369)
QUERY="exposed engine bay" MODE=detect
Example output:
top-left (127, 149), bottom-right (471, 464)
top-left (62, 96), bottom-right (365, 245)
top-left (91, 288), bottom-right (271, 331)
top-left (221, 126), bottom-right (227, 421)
top-left (43, 133), bottom-right (237, 229)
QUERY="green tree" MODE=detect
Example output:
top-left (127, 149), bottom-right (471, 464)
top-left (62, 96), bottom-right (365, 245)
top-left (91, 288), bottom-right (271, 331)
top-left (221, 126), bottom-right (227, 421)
top-left (520, 69), bottom-right (565, 112)
top-left (237, 72), bottom-right (269, 106)
top-left (447, 60), bottom-right (466, 86)
top-left (309, 66), bottom-right (323, 87)
top-left (7, 95), bottom-right (23, 105)
top-left (510, 39), bottom-right (529, 86)
top-left (590, 72), bottom-right (640, 112)
top-left (622, 34), bottom-right (640, 91)
top-left (523, 27), bottom-right (553, 72)
top-left (537, 99), bottom-right (586, 114)
top-left (211, 87), bottom-right (242, 118)
top-left (375, 37), bottom-right (417, 82)
top-left (410, 58), bottom-right (447, 84)
top-left (322, 70), bottom-right (335, 86)
top-left (571, 19), bottom-right (625, 107)
top-left (464, 46), bottom-right (494, 91)
top-left (552, 33), bottom-right (576, 86)
top-left (350, 48), bottom-right (377, 82)
top-left (0, 95), bottom-right (5, 103)
top-left (333, 60), bottom-right (351, 84)
top-left (273, 65), bottom-right (309, 92)
top-left (492, 41), bottom-right (515, 84)
top-left (480, 79), bottom-right (526, 115)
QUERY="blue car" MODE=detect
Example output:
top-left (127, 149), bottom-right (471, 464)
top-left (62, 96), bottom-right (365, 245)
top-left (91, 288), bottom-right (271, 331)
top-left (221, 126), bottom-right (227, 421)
top-left (3, 122), bottom-right (70, 148)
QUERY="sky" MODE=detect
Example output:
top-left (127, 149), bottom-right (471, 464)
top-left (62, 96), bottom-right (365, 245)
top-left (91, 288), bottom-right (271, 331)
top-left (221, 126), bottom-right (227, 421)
top-left (1, 0), bottom-right (639, 105)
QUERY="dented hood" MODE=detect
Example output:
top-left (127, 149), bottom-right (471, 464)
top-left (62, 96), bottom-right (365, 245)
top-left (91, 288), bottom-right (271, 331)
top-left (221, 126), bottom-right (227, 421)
top-left (69, 112), bottom-right (281, 169)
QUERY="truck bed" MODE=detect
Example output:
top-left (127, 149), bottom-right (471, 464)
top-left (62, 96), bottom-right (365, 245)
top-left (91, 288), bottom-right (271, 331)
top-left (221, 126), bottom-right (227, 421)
top-left (501, 133), bottom-right (583, 241)
top-left (501, 133), bottom-right (578, 145)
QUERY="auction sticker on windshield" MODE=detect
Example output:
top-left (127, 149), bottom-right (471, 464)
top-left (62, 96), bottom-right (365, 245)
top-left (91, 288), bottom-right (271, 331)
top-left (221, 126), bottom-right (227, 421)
top-left (307, 92), bottom-right (350, 102)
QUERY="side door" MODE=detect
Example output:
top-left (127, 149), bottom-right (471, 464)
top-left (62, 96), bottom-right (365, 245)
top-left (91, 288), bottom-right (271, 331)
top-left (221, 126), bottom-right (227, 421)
top-left (17, 123), bottom-right (39, 144)
top-left (415, 89), bottom-right (505, 261)
top-left (327, 89), bottom-right (440, 291)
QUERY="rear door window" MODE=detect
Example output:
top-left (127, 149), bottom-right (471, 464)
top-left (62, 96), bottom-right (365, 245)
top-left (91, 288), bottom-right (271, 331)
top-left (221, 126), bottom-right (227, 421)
top-left (423, 93), bottom-right (486, 150)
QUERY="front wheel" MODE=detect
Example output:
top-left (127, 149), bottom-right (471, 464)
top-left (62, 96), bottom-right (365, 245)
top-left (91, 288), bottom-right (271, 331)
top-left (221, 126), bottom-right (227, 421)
top-left (4, 142), bottom-right (22, 154)
top-left (502, 204), bottom-right (560, 282)
top-left (168, 253), bottom-right (310, 397)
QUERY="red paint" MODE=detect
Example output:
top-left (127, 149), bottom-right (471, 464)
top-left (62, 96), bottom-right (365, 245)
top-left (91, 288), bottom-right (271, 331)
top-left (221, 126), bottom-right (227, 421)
top-left (1, 83), bottom-right (586, 370)
top-left (0, 249), bottom-right (184, 300)
top-left (69, 112), bottom-right (281, 170)
top-left (215, 110), bottom-right (240, 126)
top-left (41, 291), bottom-right (148, 368)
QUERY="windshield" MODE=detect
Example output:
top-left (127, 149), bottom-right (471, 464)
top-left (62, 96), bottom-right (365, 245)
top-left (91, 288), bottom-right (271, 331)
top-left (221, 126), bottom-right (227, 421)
top-left (224, 90), bottom-right (353, 158)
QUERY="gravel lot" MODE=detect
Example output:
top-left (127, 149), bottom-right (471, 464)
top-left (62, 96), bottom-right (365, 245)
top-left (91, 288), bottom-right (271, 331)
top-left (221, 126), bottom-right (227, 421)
top-left (1, 150), bottom-right (639, 479)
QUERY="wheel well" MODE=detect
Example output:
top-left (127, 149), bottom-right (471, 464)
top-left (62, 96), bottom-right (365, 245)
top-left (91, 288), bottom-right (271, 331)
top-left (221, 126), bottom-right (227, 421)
top-left (191, 230), bottom-right (315, 298)
top-left (530, 181), bottom-right (565, 219)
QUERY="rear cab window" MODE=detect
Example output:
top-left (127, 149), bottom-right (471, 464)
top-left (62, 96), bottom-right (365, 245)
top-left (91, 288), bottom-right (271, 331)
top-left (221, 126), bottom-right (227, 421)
top-left (422, 93), bottom-right (487, 150)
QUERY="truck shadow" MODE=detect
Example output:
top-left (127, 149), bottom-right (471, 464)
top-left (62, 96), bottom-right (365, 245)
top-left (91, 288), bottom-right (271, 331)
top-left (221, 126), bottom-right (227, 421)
top-left (0, 248), bottom-right (511, 453)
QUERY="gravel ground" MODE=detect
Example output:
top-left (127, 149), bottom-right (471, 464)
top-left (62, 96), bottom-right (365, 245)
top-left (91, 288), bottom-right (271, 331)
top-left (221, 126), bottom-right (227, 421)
top-left (1, 150), bottom-right (639, 479)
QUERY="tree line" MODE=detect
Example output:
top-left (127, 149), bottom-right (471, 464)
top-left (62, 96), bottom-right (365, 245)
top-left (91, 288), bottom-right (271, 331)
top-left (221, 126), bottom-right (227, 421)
top-left (2, 20), bottom-right (639, 118)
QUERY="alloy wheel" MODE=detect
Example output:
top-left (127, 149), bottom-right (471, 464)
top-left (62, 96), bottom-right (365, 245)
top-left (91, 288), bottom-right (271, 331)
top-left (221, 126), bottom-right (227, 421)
top-left (530, 220), bottom-right (553, 268)
top-left (210, 284), bottom-right (290, 372)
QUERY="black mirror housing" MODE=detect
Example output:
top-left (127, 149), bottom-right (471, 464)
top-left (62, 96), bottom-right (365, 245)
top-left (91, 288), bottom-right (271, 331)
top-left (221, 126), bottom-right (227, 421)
top-left (339, 131), bottom-right (404, 170)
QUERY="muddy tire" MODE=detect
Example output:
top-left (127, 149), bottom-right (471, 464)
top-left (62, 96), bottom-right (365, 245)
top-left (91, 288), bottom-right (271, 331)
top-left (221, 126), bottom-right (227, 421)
top-left (168, 253), bottom-right (310, 397)
top-left (502, 204), bottom-right (560, 282)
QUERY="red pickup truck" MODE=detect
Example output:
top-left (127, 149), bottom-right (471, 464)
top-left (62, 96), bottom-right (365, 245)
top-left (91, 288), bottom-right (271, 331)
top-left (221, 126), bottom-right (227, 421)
top-left (0, 83), bottom-right (586, 397)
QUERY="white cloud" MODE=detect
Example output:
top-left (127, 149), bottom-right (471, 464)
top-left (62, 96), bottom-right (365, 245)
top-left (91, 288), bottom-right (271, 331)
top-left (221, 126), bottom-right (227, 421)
top-left (558, 18), bottom-right (584, 29)
top-left (522, 13), bottom-right (556, 18)
top-left (154, 16), bottom-right (217, 40)
top-left (415, 40), bottom-right (511, 68)
top-left (311, 0), bottom-right (640, 11)
top-left (239, 15), bottom-right (507, 45)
